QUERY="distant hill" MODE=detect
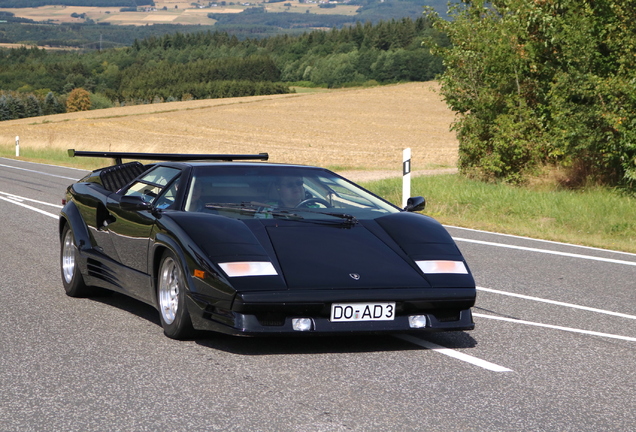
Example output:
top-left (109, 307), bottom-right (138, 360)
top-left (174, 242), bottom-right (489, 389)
top-left (357, 0), bottom-right (453, 20)
top-left (0, 0), bottom-right (454, 48)
top-left (0, 0), bottom-right (154, 6)
top-left (210, 0), bottom-right (452, 29)
top-left (0, 0), bottom-right (452, 18)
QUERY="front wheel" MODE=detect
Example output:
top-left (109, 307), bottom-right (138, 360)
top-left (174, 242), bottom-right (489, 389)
top-left (157, 250), bottom-right (194, 340)
top-left (60, 224), bottom-right (94, 297)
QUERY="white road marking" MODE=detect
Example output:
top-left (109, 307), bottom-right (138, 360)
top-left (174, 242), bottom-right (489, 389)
top-left (454, 237), bottom-right (636, 266)
top-left (474, 313), bottom-right (636, 342)
top-left (0, 163), bottom-right (79, 180)
top-left (447, 224), bottom-right (636, 257)
top-left (477, 286), bottom-right (636, 320)
top-left (0, 191), bottom-right (62, 208)
top-left (0, 156), bottom-right (88, 172)
top-left (0, 196), bottom-right (58, 219)
top-left (394, 334), bottom-right (513, 372)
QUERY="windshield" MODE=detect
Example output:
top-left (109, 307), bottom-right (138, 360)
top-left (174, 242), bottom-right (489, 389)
top-left (184, 165), bottom-right (399, 220)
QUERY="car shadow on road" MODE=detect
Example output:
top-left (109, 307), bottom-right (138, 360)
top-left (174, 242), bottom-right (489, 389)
top-left (195, 331), bottom-right (478, 356)
top-left (89, 291), bottom-right (161, 326)
top-left (88, 293), bottom-right (478, 355)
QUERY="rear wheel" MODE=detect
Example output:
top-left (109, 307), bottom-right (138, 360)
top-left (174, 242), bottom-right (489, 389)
top-left (60, 224), bottom-right (93, 297)
top-left (157, 250), bottom-right (194, 339)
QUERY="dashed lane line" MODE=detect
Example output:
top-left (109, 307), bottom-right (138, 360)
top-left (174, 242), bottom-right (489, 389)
top-left (0, 191), bottom-right (63, 208)
top-left (455, 237), bottom-right (636, 267)
top-left (0, 195), bottom-right (58, 219)
top-left (473, 313), bottom-right (636, 342)
top-left (448, 224), bottom-right (636, 257)
top-left (0, 163), bottom-right (79, 180)
top-left (394, 334), bottom-right (513, 372)
top-left (477, 286), bottom-right (636, 320)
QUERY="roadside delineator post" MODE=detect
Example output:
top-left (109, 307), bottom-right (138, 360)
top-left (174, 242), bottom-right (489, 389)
top-left (15, 136), bottom-right (19, 157)
top-left (402, 147), bottom-right (411, 208)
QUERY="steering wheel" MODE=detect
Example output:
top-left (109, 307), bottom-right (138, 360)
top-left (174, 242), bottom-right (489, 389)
top-left (296, 198), bottom-right (331, 208)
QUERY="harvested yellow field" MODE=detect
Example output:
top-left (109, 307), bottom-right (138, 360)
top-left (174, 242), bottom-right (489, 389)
top-left (0, 6), bottom-right (121, 24)
top-left (0, 5), bottom-right (216, 26)
top-left (0, 43), bottom-right (79, 51)
top-left (154, 1), bottom-right (205, 10)
top-left (0, 83), bottom-right (458, 173)
top-left (265, 3), bottom-right (360, 15)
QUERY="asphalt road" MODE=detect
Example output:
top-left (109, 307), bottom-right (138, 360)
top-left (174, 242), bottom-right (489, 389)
top-left (1, 157), bottom-right (635, 431)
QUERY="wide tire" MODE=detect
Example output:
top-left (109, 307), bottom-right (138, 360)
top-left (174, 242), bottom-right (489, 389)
top-left (60, 224), bottom-right (94, 297)
top-left (157, 250), bottom-right (194, 340)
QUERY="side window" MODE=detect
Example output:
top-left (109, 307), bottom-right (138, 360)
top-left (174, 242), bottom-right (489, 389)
top-left (125, 182), bottom-right (162, 202)
top-left (139, 166), bottom-right (180, 187)
top-left (154, 179), bottom-right (180, 209)
top-left (124, 166), bottom-right (181, 204)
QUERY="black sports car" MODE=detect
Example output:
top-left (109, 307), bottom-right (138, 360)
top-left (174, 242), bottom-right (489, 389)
top-left (60, 150), bottom-right (476, 339)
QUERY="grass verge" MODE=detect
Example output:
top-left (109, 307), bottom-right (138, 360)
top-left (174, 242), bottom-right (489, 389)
top-left (362, 174), bottom-right (636, 254)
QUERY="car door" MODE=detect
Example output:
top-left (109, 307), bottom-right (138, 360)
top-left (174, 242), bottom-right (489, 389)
top-left (105, 165), bottom-right (182, 274)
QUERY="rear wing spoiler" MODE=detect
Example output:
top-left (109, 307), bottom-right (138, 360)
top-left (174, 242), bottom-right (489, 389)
top-left (68, 149), bottom-right (269, 165)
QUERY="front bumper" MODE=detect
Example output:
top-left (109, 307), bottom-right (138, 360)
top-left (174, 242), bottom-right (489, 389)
top-left (191, 308), bottom-right (474, 336)
top-left (186, 287), bottom-right (475, 336)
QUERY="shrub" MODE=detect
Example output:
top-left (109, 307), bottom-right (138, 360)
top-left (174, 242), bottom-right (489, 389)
top-left (66, 88), bottom-right (91, 112)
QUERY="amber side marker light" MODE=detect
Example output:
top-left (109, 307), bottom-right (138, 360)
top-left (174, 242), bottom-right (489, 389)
top-left (193, 269), bottom-right (206, 279)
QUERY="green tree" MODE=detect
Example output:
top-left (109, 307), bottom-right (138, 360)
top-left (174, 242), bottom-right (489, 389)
top-left (24, 94), bottom-right (42, 117)
top-left (89, 92), bottom-right (114, 110)
top-left (427, 0), bottom-right (636, 189)
top-left (7, 94), bottom-right (26, 119)
top-left (42, 91), bottom-right (63, 115)
top-left (66, 88), bottom-right (91, 112)
top-left (0, 95), bottom-right (10, 120)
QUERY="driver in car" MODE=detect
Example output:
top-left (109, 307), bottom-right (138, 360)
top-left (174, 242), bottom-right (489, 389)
top-left (276, 176), bottom-right (307, 207)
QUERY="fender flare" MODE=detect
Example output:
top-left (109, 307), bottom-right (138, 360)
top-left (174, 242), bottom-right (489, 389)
top-left (148, 232), bottom-right (194, 306)
top-left (59, 201), bottom-right (91, 250)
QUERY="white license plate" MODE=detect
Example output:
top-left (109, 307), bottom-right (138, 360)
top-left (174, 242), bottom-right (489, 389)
top-left (330, 302), bottom-right (396, 322)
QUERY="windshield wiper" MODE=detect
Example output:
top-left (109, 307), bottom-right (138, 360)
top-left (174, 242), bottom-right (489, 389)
top-left (204, 202), bottom-right (357, 227)
top-left (279, 208), bottom-right (358, 227)
top-left (204, 202), bottom-right (304, 220)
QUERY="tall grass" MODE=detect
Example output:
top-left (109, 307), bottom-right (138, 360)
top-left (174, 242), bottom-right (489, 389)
top-left (363, 174), bottom-right (636, 253)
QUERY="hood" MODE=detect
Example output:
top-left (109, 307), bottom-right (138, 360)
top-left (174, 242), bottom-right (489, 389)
top-left (265, 223), bottom-right (428, 290)
top-left (170, 212), bottom-right (473, 292)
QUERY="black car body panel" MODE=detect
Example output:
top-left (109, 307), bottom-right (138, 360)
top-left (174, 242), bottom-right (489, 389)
top-left (59, 151), bottom-right (476, 337)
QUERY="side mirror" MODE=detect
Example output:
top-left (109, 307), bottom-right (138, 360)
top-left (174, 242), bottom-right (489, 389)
top-left (120, 195), bottom-right (152, 211)
top-left (404, 196), bottom-right (426, 212)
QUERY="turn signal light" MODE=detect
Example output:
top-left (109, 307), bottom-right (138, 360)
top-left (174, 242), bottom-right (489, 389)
top-left (416, 260), bottom-right (468, 274)
top-left (219, 261), bottom-right (278, 277)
